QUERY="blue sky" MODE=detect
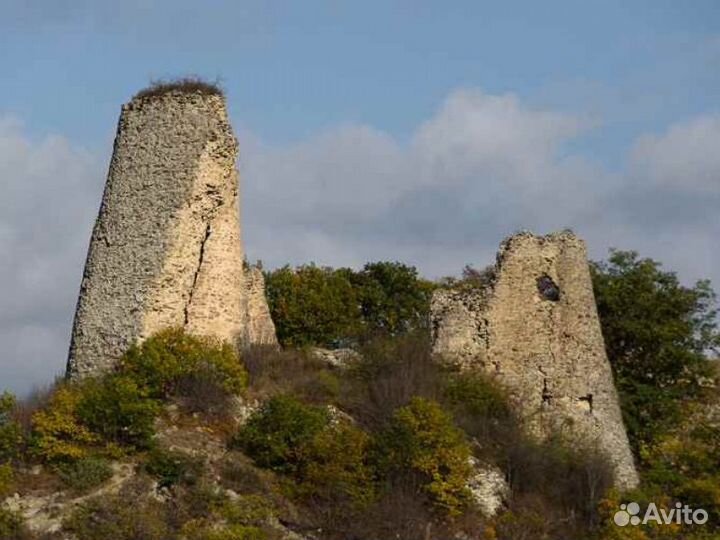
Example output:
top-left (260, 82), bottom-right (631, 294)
top-left (4, 1), bottom-right (719, 149)
top-left (1, 1), bottom-right (719, 394)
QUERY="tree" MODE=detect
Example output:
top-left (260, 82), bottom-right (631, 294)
top-left (353, 262), bottom-right (436, 338)
top-left (591, 250), bottom-right (719, 456)
top-left (264, 265), bottom-right (362, 347)
top-left (264, 262), bottom-right (436, 347)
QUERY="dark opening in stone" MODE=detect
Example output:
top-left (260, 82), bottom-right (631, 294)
top-left (537, 275), bottom-right (560, 301)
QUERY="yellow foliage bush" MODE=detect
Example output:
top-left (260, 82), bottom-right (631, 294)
top-left (30, 386), bottom-right (98, 462)
top-left (376, 397), bottom-right (473, 516)
top-left (0, 462), bottom-right (13, 497)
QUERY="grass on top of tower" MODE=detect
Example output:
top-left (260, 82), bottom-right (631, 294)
top-left (133, 77), bottom-right (224, 100)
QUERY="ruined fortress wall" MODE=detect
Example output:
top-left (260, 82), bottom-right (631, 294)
top-left (241, 267), bottom-right (279, 346)
top-left (67, 90), bottom-right (276, 379)
top-left (431, 231), bottom-right (639, 489)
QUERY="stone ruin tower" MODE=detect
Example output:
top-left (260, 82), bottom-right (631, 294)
top-left (431, 231), bottom-right (639, 489)
top-left (67, 83), bottom-right (277, 379)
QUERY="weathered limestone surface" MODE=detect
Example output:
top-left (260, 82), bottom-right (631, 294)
top-left (67, 89), bottom-right (276, 379)
top-left (431, 231), bottom-right (639, 489)
top-left (241, 266), bottom-right (279, 347)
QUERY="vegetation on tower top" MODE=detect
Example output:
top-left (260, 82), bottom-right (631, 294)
top-left (133, 77), bottom-right (224, 100)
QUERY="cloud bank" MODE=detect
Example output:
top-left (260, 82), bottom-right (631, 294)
top-left (2, 89), bottom-right (718, 394)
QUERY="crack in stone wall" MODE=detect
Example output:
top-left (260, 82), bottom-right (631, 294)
top-left (184, 223), bottom-right (212, 326)
top-left (67, 90), bottom-right (277, 379)
top-left (431, 231), bottom-right (639, 489)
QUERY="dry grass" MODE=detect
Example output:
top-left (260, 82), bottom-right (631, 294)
top-left (242, 345), bottom-right (338, 404)
top-left (340, 332), bottom-right (444, 429)
top-left (133, 77), bottom-right (223, 100)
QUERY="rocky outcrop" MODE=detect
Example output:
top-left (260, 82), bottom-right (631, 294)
top-left (310, 347), bottom-right (361, 369)
top-left (67, 87), bottom-right (277, 379)
top-left (431, 231), bottom-right (639, 490)
top-left (2, 463), bottom-right (135, 536)
top-left (466, 458), bottom-right (509, 517)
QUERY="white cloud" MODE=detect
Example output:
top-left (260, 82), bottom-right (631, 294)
top-left (631, 115), bottom-right (720, 194)
top-left (0, 117), bottom-right (103, 394)
top-left (241, 89), bottom-right (720, 290)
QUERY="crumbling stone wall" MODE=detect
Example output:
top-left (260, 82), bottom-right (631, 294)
top-left (431, 231), bottom-right (639, 489)
top-left (67, 88), bottom-right (276, 379)
top-left (240, 266), bottom-right (278, 347)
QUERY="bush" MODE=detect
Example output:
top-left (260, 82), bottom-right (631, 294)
top-left (503, 431), bottom-right (614, 530)
top-left (75, 375), bottom-right (159, 450)
top-left (64, 491), bottom-right (170, 540)
top-left (233, 395), bottom-right (329, 475)
top-left (144, 447), bottom-right (203, 488)
top-left (30, 385), bottom-right (98, 463)
top-left (0, 507), bottom-right (29, 540)
top-left (57, 456), bottom-right (113, 493)
top-left (443, 371), bottom-right (517, 457)
top-left (181, 522), bottom-right (267, 540)
top-left (0, 462), bottom-right (14, 497)
top-left (0, 392), bottom-right (23, 462)
top-left (343, 332), bottom-right (443, 428)
top-left (219, 494), bottom-right (276, 526)
top-left (298, 422), bottom-right (376, 508)
top-left (265, 265), bottom-right (362, 347)
top-left (120, 328), bottom-right (247, 400)
top-left (374, 397), bottom-right (473, 517)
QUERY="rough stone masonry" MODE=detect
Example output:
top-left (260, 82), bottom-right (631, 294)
top-left (67, 85), bottom-right (276, 379)
top-left (431, 231), bottom-right (639, 489)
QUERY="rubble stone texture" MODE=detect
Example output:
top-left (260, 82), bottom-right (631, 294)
top-left (431, 231), bottom-right (639, 489)
top-left (67, 88), bottom-right (277, 379)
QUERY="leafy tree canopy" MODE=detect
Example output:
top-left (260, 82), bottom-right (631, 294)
top-left (591, 250), bottom-right (719, 455)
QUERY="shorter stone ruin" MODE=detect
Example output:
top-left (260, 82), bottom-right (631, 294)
top-left (431, 231), bottom-right (639, 489)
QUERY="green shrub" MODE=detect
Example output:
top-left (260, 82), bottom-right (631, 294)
top-left (144, 447), bottom-right (203, 488)
top-left (0, 392), bottom-right (23, 462)
top-left (444, 372), bottom-right (512, 421)
top-left (219, 494), bottom-right (276, 525)
top-left (64, 492), bottom-right (170, 540)
top-left (75, 375), bottom-right (159, 450)
top-left (120, 328), bottom-right (247, 399)
top-left (0, 507), bottom-right (29, 540)
top-left (0, 463), bottom-right (14, 497)
top-left (57, 456), bottom-right (113, 492)
top-left (181, 522), bottom-right (267, 540)
top-left (443, 371), bottom-right (517, 456)
top-left (374, 397), bottom-right (473, 516)
top-left (233, 395), bottom-right (329, 474)
top-left (298, 421), bottom-right (376, 508)
top-left (265, 265), bottom-right (362, 347)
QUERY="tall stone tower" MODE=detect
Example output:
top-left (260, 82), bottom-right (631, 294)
top-left (431, 231), bottom-right (638, 489)
top-left (67, 82), bottom-right (276, 379)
